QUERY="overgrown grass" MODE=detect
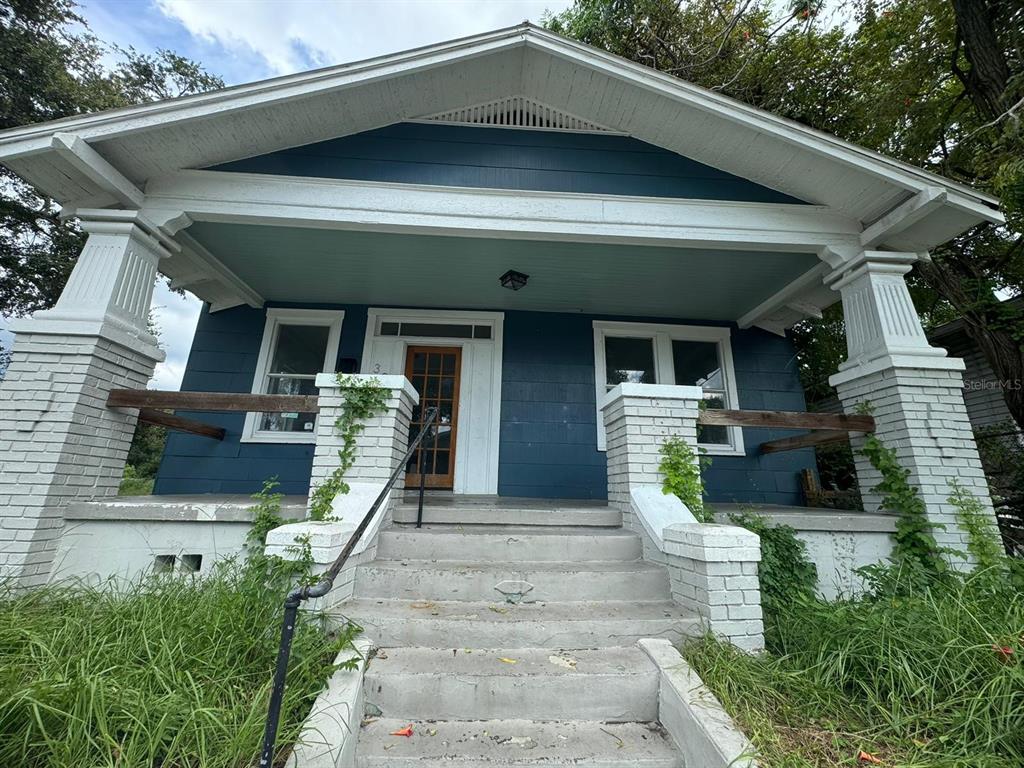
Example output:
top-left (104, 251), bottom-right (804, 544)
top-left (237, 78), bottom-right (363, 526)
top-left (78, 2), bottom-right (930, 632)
top-left (684, 572), bottom-right (1024, 767)
top-left (0, 561), bottom-right (356, 767)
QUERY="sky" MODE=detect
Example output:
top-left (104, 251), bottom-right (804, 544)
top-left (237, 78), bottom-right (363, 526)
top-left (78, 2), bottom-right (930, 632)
top-left (0, 0), bottom-right (572, 388)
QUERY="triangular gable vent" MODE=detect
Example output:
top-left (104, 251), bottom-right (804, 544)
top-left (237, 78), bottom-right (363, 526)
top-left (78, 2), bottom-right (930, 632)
top-left (418, 95), bottom-right (617, 133)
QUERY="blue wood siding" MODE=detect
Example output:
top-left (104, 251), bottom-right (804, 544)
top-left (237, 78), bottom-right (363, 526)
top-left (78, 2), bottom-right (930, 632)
top-left (155, 304), bottom-right (814, 504)
top-left (208, 122), bottom-right (804, 204)
top-left (498, 311), bottom-right (815, 504)
top-left (153, 303), bottom-right (368, 496)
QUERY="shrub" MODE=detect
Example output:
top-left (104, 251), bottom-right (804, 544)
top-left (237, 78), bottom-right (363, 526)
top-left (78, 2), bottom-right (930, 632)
top-left (728, 511), bottom-right (817, 641)
top-left (659, 436), bottom-right (713, 522)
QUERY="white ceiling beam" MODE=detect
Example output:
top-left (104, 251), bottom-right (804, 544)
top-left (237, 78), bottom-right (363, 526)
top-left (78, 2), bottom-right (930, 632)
top-left (860, 186), bottom-right (946, 248)
top-left (50, 133), bottom-right (144, 208)
top-left (173, 230), bottom-right (265, 310)
top-left (143, 170), bottom-right (863, 253)
top-left (737, 263), bottom-right (829, 329)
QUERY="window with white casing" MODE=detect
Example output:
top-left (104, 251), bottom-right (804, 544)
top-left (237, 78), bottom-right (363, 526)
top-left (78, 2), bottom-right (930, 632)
top-left (593, 321), bottom-right (744, 455)
top-left (242, 309), bottom-right (344, 443)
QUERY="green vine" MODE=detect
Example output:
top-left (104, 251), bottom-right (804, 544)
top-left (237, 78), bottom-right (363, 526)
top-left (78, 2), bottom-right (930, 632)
top-left (308, 374), bottom-right (389, 521)
top-left (948, 479), bottom-right (1005, 574)
top-left (859, 426), bottom-right (951, 586)
top-left (659, 436), bottom-right (713, 523)
top-left (246, 477), bottom-right (286, 551)
top-left (728, 510), bottom-right (817, 618)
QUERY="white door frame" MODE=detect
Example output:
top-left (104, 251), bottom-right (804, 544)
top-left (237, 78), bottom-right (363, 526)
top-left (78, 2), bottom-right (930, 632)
top-left (360, 308), bottom-right (504, 494)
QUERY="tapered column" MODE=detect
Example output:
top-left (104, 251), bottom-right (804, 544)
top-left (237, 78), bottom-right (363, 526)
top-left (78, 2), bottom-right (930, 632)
top-left (0, 213), bottom-right (165, 587)
top-left (828, 251), bottom-right (997, 556)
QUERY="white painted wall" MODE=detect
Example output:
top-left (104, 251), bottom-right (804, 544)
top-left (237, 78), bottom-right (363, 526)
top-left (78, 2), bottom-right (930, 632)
top-left (52, 518), bottom-right (251, 583)
top-left (49, 496), bottom-right (306, 584)
top-left (714, 506), bottom-right (895, 600)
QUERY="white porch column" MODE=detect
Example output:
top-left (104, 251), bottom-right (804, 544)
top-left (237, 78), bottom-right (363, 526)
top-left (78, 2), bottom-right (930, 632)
top-left (827, 251), bottom-right (998, 555)
top-left (0, 213), bottom-right (166, 587)
top-left (264, 374), bottom-right (417, 607)
top-left (601, 383), bottom-right (765, 651)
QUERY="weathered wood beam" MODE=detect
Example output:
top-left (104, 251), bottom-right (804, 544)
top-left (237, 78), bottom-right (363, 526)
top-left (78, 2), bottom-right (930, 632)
top-left (759, 430), bottom-right (850, 454)
top-left (108, 389), bottom-right (319, 413)
top-left (137, 408), bottom-right (226, 440)
top-left (698, 409), bottom-right (874, 432)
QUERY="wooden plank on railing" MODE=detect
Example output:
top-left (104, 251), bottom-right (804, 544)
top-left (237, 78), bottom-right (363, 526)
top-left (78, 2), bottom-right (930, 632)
top-left (699, 409), bottom-right (874, 432)
top-left (107, 389), bottom-right (319, 413)
top-left (759, 430), bottom-right (850, 454)
top-left (137, 408), bottom-right (226, 440)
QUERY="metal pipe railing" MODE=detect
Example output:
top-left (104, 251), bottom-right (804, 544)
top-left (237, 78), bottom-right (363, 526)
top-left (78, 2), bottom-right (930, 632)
top-left (258, 406), bottom-right (439, 767)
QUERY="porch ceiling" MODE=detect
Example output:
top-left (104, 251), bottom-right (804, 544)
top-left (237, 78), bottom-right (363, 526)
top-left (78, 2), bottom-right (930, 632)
top-left (187, 222), bottom-right (819, 320)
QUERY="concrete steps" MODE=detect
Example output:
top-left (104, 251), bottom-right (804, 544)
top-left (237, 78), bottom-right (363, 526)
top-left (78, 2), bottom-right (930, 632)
top-left (333, 598), bottom-right (696, 648)
top-left (357, 719), bottom-right (681, 767)
top-left (338, 505), bottom-right (687, 766)
top-left (354, 559), bottom-right (670, 602)
top-left (377, 525), bottom-right (642, 562)
top-left (364, 646), bottom-right (658, 721)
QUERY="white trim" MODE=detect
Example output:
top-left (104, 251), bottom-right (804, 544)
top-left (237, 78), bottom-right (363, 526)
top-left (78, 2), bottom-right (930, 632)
top-left (593, 320), bottom-right (744, 455)
top-left (144, 170), bottom-right (862, 253)
top-left (360, 308), bottom-right (503, 495)
top-left (50, 133), bottom-right (144, 208)
top-left (242, 308), bottom-right (344, 444)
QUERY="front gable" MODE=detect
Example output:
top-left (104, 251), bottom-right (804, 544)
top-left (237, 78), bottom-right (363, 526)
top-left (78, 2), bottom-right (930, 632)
top-left (208, 121), bottom-right (805, 204)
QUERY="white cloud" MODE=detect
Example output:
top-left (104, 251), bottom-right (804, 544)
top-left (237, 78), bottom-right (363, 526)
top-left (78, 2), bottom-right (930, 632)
top-left (155, 0), bottom-right (571, 76)
top-left (150, 283), bottom-right (202, 390)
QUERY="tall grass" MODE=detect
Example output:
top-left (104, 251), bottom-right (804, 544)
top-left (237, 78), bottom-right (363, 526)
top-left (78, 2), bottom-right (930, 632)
top-left (685, 572), bottom-right (1024, 767)
top-left (0, 561), bottom-right (353, 767)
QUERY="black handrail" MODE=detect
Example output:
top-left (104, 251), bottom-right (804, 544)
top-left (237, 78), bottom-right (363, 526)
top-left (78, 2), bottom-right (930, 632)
top-left (258, 406), bottom-right (439, 767)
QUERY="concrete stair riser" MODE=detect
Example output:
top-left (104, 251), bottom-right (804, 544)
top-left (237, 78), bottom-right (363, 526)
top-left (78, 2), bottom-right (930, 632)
top-left (356, 719), bottom-right (681, 767)
top-left (332, 599), bottom-right (698, 649)
top-left (376, 527), bottom-right (643, 562)
top-left (354, 561), bottom-right (671, 602)
top-left (363, 648), bottom-right (659, 721)
top-left (392, 505), bottom-right (622, 528)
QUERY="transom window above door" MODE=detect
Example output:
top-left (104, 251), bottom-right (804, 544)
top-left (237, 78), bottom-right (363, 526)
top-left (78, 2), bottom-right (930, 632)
top-left (593, 321), bottom-right (743, 454)
top-left (242, 308), bottom-right (344, 443)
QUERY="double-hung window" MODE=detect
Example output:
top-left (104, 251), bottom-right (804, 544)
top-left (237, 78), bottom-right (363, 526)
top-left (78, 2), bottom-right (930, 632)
top-left (242, 309), bottom-right (344, 443)
top-left (593, 321), bottom-right (743, 454)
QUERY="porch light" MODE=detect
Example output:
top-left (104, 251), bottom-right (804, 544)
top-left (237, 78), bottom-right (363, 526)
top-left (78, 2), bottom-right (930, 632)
top-left (499, 270), bottom-right (529, 291)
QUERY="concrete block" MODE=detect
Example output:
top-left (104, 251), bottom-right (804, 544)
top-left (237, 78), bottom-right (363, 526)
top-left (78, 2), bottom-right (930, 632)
top-left (639, 638), bottom-right (757, 768)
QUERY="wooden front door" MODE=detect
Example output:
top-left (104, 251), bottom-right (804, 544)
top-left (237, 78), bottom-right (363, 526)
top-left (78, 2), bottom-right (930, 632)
top-left (404, 346), bottom-right (461, 489)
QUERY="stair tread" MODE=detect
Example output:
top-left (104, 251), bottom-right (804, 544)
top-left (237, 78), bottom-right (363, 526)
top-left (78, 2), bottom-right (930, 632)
top-left (367, 647), bottom-right (655, 677)
top-left (361, 559), bottom-right (661, 572)
top-left (357, 719), bottom-right (679, 765)
top-left (336, 597), bottom-right (694, 622)
top-left (383, 525), bottom-right (635, 537)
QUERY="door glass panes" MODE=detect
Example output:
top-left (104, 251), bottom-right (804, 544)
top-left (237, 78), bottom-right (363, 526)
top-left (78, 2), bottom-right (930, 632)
top-left (605, 336), bottom-right (656, 388)
top-left (405, 348), bottom-right (459, 486)
top-left (259, 323), bottom-right (330, 433)
top-left (672, 339), bottom-right (729, 445)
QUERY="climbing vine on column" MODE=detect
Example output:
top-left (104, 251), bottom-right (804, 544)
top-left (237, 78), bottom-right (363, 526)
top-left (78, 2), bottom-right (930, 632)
top-left (308, 374), bottom-right (389, 521)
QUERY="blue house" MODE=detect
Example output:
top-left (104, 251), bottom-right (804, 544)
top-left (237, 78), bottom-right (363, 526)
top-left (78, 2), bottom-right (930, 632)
top-left (152, 117), bottom-right (820, 502)
top-left (0, 23), bottom-right (1003, 592)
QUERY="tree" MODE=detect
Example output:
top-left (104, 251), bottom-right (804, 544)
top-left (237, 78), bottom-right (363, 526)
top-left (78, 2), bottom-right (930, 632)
top-left (547, 0), bottom-right (1023, 427)
top-left (0, 0), bottom-right (223, 338)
